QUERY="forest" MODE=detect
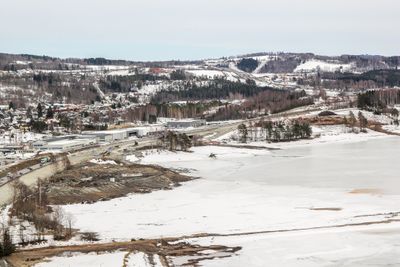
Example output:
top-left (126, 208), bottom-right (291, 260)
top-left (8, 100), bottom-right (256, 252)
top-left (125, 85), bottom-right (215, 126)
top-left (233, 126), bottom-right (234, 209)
top-left (152, 79), bottom-right (283, 103)
top-left (206, 89), bottom-right (313, 121)
top-left (123, 101), bottom-right (221, 122)
top-left (237, 119), bottom-right (312, 143)
top-left (320, 70), bottom-right (400, 89)
top-left (357, 89), bottom-right (400, 111)
top-left (237, 58), bottom-right (259, 73)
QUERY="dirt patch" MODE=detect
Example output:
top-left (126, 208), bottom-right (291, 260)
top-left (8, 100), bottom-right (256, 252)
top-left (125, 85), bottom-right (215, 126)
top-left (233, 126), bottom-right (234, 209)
top-left (45, 159), bottom-right (192, 205)
top-left (349, 188), bottom-right (382, 195)
top-left (304, 116), bottom-right (345, 126)
top-left (309, 207), bottom-right (342, 211)
top-left (6, 238), bottom-right (240, 267)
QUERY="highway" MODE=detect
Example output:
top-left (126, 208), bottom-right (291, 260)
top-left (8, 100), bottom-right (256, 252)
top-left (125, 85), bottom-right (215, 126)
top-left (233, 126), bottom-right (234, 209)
top-left (0, 107), bottom-right (321, 206)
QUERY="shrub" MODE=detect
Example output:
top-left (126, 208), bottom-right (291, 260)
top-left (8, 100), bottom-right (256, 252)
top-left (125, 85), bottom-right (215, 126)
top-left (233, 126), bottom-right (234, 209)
top-left (318, 110), bottom-right (337, 116)
top-left (81, 232), bottom-right (100, 242)
top-left (0, 229), bottom-right (16, 257)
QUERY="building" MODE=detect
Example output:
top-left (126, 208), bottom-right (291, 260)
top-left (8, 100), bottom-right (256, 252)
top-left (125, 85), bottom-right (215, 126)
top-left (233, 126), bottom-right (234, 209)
top-left (167, 119), bottom-right (206, 129)
top-left (33, 135), bottom-right (98, 151)
top-left (83, 125), bottom-right (165, 141)
top-left (82, 129), bottom-right (129, 142)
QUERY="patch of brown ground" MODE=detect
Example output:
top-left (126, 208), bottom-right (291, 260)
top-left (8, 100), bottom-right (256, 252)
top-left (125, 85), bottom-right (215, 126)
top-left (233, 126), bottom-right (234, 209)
top-left (6, 238), bottom-right (240, 267)
top-left (306, 116), bottom-right (346, 125)
top-left (45, 160), bottom-right (193, 205)
top-left (349, 188), bottom-right (382, 195)
top-left (309, 207), bottom-right (342, 211)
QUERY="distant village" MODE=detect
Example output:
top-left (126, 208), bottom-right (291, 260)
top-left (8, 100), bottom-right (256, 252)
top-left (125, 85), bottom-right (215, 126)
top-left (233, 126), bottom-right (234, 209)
top-left (0, 101), bottom-right (206, 164)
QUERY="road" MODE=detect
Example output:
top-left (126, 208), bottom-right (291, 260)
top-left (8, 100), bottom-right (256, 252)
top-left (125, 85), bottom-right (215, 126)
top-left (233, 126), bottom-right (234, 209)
top-left (0, 107), bottom-right (321, 206)
top-left (0, 137), bottom-right (158, 205)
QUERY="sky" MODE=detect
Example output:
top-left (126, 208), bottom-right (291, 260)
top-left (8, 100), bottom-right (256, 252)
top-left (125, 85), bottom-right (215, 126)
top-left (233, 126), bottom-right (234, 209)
top-left (1, 0), bottom-right (399, 61)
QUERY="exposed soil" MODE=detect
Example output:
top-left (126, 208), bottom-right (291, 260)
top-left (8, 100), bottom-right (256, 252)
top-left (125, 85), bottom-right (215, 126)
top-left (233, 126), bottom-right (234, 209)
top-left (45, 159), bottom-right (193, 205)
top-left (306, 115), bottom-right (346, 125)
top-left (6, 215), bottom-right (400, 267)
top-left (6, 238), bottom-right (240, 267)
top-left (309, 207), bottom-right (342, 211)
top-left (349, 188), bottom-right (382, 195)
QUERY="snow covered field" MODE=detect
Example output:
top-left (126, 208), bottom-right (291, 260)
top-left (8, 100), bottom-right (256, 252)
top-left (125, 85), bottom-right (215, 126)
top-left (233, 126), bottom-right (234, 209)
top-left (36, 251), bottom-right (127, 267)
top-left (294, 60), bottom-right (354, 73)
top-left (215, 125), bottom-right (388, 149)
top-left (36, 250), bottom-right (164, 267)
top-left (57, 135), bottom-right (400, 266)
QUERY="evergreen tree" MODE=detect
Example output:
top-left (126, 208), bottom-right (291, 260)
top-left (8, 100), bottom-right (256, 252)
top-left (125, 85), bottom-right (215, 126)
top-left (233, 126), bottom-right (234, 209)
top-left (46, 106), bottom-right (54, 119)
top-left (8, 102), bottom-right (15, 110)
top-left (37, 103), bottom-right (43, 118)
top-left (1, 228), bottom-right (15, 256)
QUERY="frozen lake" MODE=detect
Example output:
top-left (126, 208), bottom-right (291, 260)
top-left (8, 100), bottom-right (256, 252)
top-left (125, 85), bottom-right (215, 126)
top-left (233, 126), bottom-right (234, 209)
top-left (207, 137), bottom-right (400, 192)
top-left (61, 136), bottom-right (400, 266)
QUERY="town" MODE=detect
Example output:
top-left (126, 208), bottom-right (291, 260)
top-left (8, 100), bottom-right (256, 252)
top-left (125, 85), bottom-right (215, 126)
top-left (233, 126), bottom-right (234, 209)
top-left (1, 40), bottom-right (400, 267)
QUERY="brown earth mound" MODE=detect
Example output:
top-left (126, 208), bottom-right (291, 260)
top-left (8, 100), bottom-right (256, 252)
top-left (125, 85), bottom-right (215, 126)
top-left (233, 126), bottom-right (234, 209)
top-left (45, 159), bottom-right (192, 205)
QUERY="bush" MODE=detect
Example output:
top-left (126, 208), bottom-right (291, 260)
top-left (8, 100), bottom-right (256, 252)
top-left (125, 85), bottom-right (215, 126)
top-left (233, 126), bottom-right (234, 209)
top-left (81, 232), bottom-right (100, 242)
top-left (318, 110), bottom-right (337, 116)
top-left (0, 229), bottom-right (16, 257)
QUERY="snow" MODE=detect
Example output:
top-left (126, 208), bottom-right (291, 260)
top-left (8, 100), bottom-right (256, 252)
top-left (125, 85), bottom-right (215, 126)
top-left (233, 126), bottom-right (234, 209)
top-left (382, 124), bottom-right (400, 134)
top-left (89, 159), bottom-right (117, 165)
top-left (0, 205), bottom-right (40, 245)
top-left (215, 125), bottom-right (387, 149)
top-left (190, 224), bottom-right (400, 267)
top-left (125, 251), bottom-right (163, 267)
top-left (84, 65), bottom-right (128, 71)
top-left (185, 69), bottom-right (240, 82)
top-left (57, 134), bottom-right (400, 266)
top-left (35, 250), bottom-right (164, 267)
top-left (63, 139), bottom-right (400, 231)
top-left (186, 69), bottom-right (225, 78)
top-left (137, 146), bottom-right (270, 164)
top-left (0, 130), bottom-right (46, 145)
top-left (295, 60), bottom-right (354, 73)
top-left (35, 251), bottom-right (127, 267)
top-left (335, 108), bottom-right (393, 124)
top-left (125, 155), bottom-right (139, 162)
top-left (0, 205), bottom-right (11, 227)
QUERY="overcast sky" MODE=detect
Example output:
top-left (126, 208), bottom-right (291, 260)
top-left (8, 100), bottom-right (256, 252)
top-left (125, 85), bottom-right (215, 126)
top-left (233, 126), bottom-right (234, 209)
top-left (1, 0), bottom-right (399, 60)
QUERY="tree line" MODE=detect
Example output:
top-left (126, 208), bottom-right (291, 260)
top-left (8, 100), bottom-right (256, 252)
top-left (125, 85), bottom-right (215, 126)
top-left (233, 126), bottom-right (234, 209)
top-left (151, 79), bottom-right (281, 103)
top-left (159, 131), bottom-right (192, 151)
top-left (207, 90), bottom-right (313, 121)
top-left (237, 119), bottom-right (312, 143)
top-left (357, 89), bottom-right (400, 111)
top-left (123, 102), bottom-right (220, 123)
top-left (320, 70), bottom-right (400, 89)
